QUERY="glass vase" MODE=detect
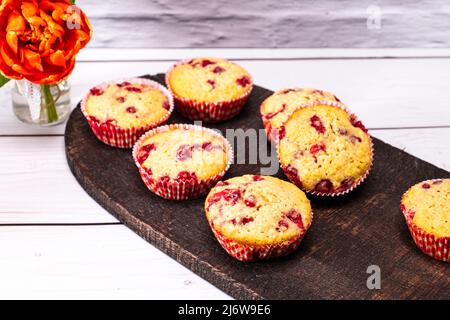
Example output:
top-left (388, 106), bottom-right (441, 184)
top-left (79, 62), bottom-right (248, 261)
top-left (12, 80), bottom-right (71, 126)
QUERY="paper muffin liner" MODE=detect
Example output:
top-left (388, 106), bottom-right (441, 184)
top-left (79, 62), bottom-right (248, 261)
top-left (81, 77), bottom-right (174, 148)
top-left (165, 59), bottom-right (253, 123)
top-left (401, 179), bottom-right (449, 262)
top-left (210, 227), bottom-right (304, 262)
top-left (132, 123), bottom-right (233, 200)
top-left (277, 100), bottom-right (374, 197)
top-left (208, 211), bottom-right (313, 262)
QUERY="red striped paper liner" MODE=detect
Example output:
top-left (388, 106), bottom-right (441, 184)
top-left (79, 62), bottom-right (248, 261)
top-left (132, 123), bottom-right (233, 200)
top-left (81, 77), bottom-right (174, 148)
top-left (165, 59), bottom-right (253, 123)
top-left (277, 100), bottom-right (374, 197)
top-left (211, 227), bottom-right (304, 262)
top-left (208, 212), bottom-right (312, 262)
top-left (401, 179), bottom-right (449, 262)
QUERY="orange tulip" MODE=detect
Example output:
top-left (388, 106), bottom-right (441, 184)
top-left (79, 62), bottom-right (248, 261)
top-left (0, 0), bottom-right (92, 84)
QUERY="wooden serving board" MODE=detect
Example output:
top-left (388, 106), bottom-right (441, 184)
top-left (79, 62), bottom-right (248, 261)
top-left (65, 74), bottom-right (450, 300)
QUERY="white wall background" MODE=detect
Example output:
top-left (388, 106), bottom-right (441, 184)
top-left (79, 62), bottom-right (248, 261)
top-left (80, 0), bottom-right (450, 48)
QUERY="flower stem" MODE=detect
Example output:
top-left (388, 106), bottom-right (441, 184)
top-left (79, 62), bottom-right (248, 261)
top-left (41, 84), bottom-right (58, 123)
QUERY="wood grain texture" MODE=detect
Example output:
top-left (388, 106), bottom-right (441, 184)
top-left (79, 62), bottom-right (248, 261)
top-left (81, 0), bottom-right (450, 48)
top-left (65, 74), bottom-right (450, 300)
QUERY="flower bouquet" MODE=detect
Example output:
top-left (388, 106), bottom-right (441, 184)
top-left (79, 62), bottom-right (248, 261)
top-left (0, 0), bottom-right (92, 125)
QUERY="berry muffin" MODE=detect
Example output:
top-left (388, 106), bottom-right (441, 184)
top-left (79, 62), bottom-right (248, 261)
top-left (205, 175), bottom-right (313, 262)
top-left (260, 88), bottom-right (343, 142)
top-left (166, 57), bottom-right (253, 122)
top-left (82, 78), bottom-right (174, 148)
top-left (133, 124), bottom-right (232, 200)
top-left (278, 101), bottom-right (373, 196)
top-left (401, 179), bottom-right (449, 262)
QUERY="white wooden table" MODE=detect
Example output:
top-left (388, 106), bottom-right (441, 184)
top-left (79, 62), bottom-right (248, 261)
top-left (0, 48), bottom-right (449, 300)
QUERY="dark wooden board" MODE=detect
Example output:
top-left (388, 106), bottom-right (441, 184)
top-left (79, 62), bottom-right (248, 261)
top-left (65, 74), bottom-right (450, 300)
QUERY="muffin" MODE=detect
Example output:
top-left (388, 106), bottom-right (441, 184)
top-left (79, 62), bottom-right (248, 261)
top-left (166, 57), bottom-right (253, 122)
top-left (260, 88), bottom-right (343, 142)
top-left (205, 175), bottom-right (313, 262)
top-left (81, 78), bottom-right (174, 148)
top-left (278, 101), bottom-right (373, 196)
top-left (133, 124), bottom-right (232, 200)
top-left (401, 179), bottom-right (449, 262)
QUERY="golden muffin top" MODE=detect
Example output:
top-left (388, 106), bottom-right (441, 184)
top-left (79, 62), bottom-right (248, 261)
top-left (136, 126), bottom-right (230, 181)
top-left (278, 103), bottom-right (373, 194)
top-left (205, 175), bottom-right (312, 246)
top-left (85, 80), bottom-right (171, 128)
top-left (167, 57), bottom-right (252, 103)
top-left (402, 179), bottom-right (450, 238)
top-left (261, 88), bottom-right (342, 129)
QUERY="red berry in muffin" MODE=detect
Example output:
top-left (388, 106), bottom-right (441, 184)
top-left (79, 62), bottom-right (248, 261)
top-left (213, 66), bottom-right (225, 74)
top-left (236, 76), bottom-right (251, 87)
top-left (90, 87), bottom-right (104, 96)
top-left (310, 115), bottom-right (326, 134)
top-left (137, 143), bottom-right (157, 164)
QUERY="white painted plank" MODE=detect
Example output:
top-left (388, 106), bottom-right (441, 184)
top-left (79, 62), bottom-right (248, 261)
top-left (0, 137), bottom-right (118, 224)
top-left (77, 48), bottom-right (450, 62)
top-left (0, 58), bottom-right (449, 136)
top-left (371, 128), bottom-right (450, 171)
top-left (0, 225), bottom-right (231, 300)
top-left (0, 128), bottom-right (448, 224)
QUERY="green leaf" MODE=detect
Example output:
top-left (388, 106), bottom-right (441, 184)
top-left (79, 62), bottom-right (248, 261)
top-left (0, 74), bottom-right (10, 88)
top-left (70, 0), bottom-right (76, 4)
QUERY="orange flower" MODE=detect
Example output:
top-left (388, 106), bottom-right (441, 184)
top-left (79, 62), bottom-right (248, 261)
top-left (0, 0), bottom-right (92, 84)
